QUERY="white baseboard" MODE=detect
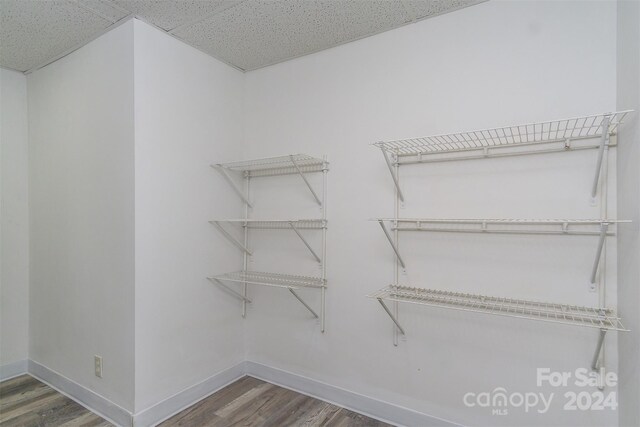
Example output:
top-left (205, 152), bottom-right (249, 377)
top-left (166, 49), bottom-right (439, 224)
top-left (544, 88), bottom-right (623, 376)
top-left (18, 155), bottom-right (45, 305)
top-left (28, 360), bottom-right (133, 427)
top-left (244, 361), bottom-right (460, 427)
top-left (133, 361), bottom-right (246, 427)
top-left (0, 359), bottom-right (28, 381)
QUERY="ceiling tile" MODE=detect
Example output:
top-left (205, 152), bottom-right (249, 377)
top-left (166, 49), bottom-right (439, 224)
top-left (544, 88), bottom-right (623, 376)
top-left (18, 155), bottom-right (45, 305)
top-left (107, 0), bottom-right (242, 31)
top-left (171, 1), bottom-right (270, 70)
top-left (402, 0), bottom-right (483, 21)
top-left (0, 0), bottom-right (112, 72)
top-left (331, 0), bottom-right (412, 44)
top-left (77, 0), bottom-right (130, 23)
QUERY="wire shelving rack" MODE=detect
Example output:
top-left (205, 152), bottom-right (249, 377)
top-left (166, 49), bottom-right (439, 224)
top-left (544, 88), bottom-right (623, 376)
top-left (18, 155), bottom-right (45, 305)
top-left (375, 111), bottom-right (632, 201)
top-left (209, 154), bottom-right (329, 331)
top-left (370, 111), bottom-right (632, 371)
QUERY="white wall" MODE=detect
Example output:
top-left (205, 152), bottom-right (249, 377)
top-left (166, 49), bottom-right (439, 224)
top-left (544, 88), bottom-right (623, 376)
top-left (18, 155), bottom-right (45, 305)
top-left (133, 20), bottom-right (245, 413)
top-left (243, 1), bottom-right (619, 426)
top-left (27, 21), bottom-right (135, 411)
top-left (616, 1), bottom-right (640, 426)
top-left (0, 68), bottom-right (29, 377)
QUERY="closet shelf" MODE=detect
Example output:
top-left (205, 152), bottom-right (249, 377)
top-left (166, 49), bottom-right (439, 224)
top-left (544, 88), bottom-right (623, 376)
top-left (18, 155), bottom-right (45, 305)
top-left (210, 270), bottom-right (326, 289)
top-left (374, 111), bottom-right (632, 162)
top-left (213, 154), bottom-right (326, 177)
top-left (369, 285), bottom-right (628, 332)
top-left (375, 218), bottom-right (629, 235)
top-left (374, 218), bottom-right (628, 284)
top-left (210, 219), bottom-right (327, 229)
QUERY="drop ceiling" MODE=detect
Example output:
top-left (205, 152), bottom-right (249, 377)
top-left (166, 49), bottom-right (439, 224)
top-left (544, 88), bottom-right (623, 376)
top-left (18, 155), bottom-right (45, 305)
top-left (0, 0), bottom-right (484, 73)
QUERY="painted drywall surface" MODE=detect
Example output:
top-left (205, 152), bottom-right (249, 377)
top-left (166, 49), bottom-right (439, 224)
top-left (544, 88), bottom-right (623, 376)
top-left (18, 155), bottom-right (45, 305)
top-left (27, 21), bottom-right (135, 411)
top-left (133, 20), bottom-right (245, 413)
top-left (0, 69), bottom-right (29, 371)
top-left (616, 1), bottom-right (640, 426)
top-left (242, 1), bottom-right (619, 426)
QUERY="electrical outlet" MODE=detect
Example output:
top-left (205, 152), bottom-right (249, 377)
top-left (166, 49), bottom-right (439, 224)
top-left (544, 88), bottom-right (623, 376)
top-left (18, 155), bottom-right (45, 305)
top-left (94, 355), bottom-right (103, 378)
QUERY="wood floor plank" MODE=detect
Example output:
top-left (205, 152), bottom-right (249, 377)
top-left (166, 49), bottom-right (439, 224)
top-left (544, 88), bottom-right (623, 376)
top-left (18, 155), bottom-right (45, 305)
top-left (0, 381), bottom-right (52, 410)
top-left (220, 383), bottom-right (296, 426)
top-left (214, 382), bottom-right (275, 418)
top-left (0, 375), bottom-right (40, 398)
top-left (159, 376), bottom-right (264, 426)
top-left (259, 392), bottom-right (311, 427)
top-left (0, 389), bottom-right (61, 423)
top-left (0, 375), bottom-right (111, 427)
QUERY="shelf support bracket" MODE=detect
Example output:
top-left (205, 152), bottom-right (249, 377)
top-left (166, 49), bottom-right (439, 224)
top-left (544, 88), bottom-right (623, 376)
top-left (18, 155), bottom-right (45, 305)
top-left (591, 329), bottom-right (607, 371)
top-left (289, 222), bottom-right (322, 263)
top-left (212, 165), bottom-right (253, 208)
top-left (590, 222), bottom-right (609, 284)
top-left (208, 278), bottom-right (252, 303)
top-left (290, 155), bottom-right (322, 206)
top-left (591, 116), bottom-right (611, 199)
top-left (377, 298), bottom-right (406, 335)
top-left (210, 221), bottom-right (253, 256)
top-left (378, 220), bottom-right (406, 269)
top-left (380, 149), bottom-right (405, 202)
top-left (288, 288), bottom-right (319, 318)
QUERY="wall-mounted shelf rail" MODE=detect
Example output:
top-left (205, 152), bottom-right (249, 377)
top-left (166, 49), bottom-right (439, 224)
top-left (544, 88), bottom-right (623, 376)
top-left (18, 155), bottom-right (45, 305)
top-left (375, 218), bottom-right (628, 286)
top-left (377, 218), bottom-right (628, 235)
top-left (374, 111), bottom-right (632, 200)
top-left (209, 154), bottom-right (328, 331)
top-left (210, 219), bottom-right (327, 229)
top-left (369, 285), bottom-right (628, 369)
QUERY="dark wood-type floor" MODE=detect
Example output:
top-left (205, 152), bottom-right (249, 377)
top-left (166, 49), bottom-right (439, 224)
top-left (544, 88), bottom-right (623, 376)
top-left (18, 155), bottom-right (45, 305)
top-left (0, 375), bottom-right (109, 426)
top-left (1, 375), bottom-right (391, 427)
top-left (160, 376), bottom-right (391, 427)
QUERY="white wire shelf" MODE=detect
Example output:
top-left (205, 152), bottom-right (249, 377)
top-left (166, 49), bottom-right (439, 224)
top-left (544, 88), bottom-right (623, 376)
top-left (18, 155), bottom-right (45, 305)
top-left (374, 111), bottom-right (632, 162)
top-left (213, 154), bottom-right (326, 177)
top-left (369, 285), bottom-right (628, 332)
top-left (376, 218), bottom-right (629, 236)
top-left (211, 270), bottom-right (326, 289)
top-left (210, 219), bottom-right (327, 230)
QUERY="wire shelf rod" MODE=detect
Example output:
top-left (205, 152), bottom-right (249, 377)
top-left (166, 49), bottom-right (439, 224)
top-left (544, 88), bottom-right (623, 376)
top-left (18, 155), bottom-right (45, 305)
top-left (209, 219), bottom-right (326, 230)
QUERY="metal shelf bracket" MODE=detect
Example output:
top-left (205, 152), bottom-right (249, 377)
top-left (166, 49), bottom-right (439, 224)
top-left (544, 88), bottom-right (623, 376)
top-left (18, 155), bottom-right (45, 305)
top-left (377, 298), bottom-right (406, 335)
top-left (212, 165), bottom-right (253, 208)
top-left (590, 222), bottom-right (609, 284)
top-left (288, 289), bottom-right (319, 318)
top-left (289, 222), bottom-right (322, 263)
top-left (591, 116), bottom-right (611, 199)
top-left (380, 148), bottom-right (405, 202)
top-left (378, 220), bottom-right (406, 269)
top-left (290, 155), bottom-right (322, 206)
top-left (208, 277), bottom-right (252, 303)
top-left (210, 221), bottom-right (252, 255)
top-left (592, 328), bottom-right (607, 371)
